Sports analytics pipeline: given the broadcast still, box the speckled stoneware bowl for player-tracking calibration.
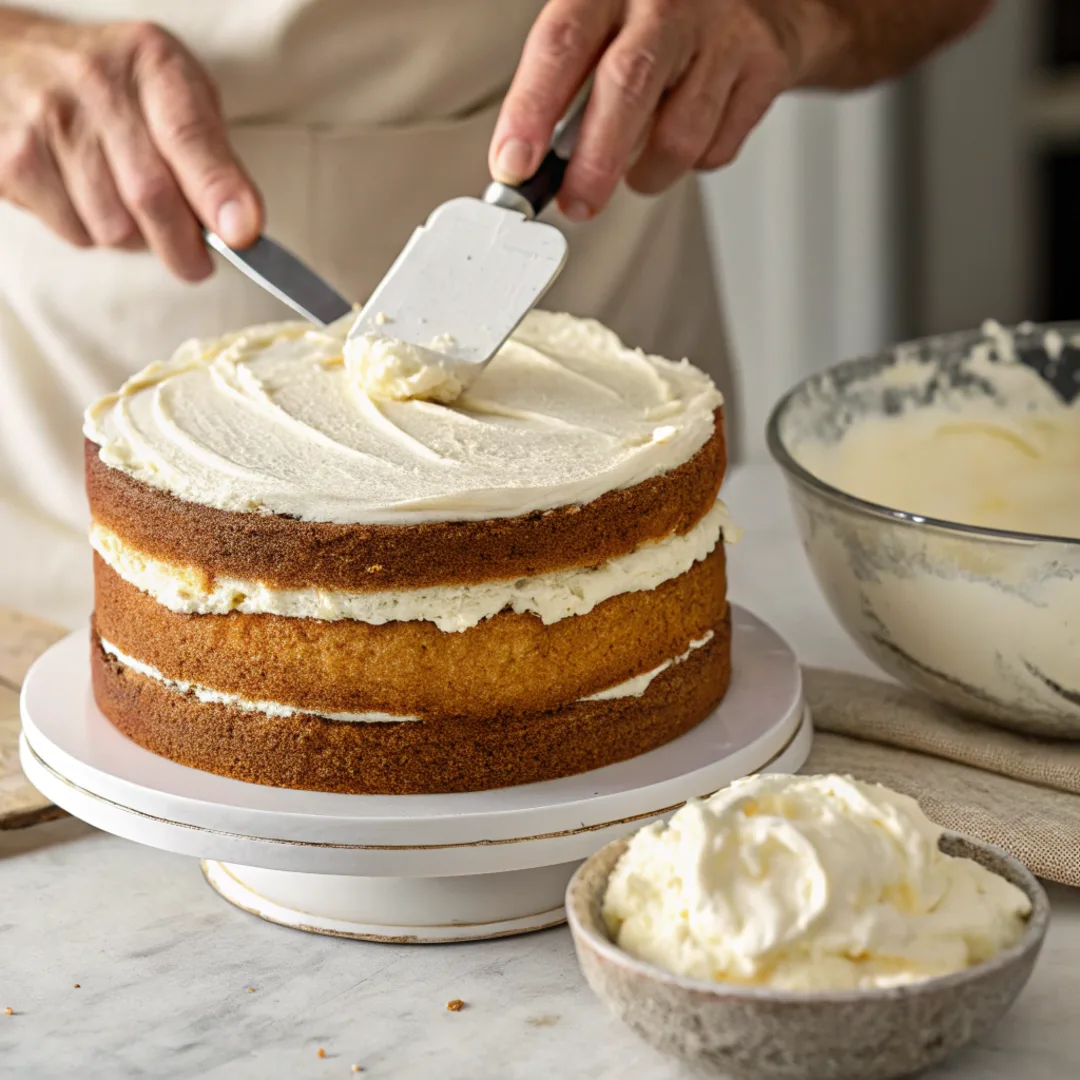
[767,321,1080,737]
[567,832,1048,1080]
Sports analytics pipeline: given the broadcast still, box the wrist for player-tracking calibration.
[0,10,68,52]
[753,0,854,87]
[0,8,49,33]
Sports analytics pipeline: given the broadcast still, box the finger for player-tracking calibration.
[133,28,263,248]
[0,127,91,247]
[697,70,781,172]
[557,12,693,220]
[489,0,617,185]
[76,28,212,278]
[626,50,734,195]
[54,131,143,250]
[98,101,212,281]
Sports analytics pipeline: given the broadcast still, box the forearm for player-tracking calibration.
[768,0,994,90]
[0,8,43,32]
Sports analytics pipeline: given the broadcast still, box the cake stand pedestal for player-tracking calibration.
[19,606,810,942]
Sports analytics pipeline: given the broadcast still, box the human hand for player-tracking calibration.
[0,13,262,281]
[490,0,844,220]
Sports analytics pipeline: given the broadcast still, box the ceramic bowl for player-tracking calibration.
[767,321,1080,737]
[567,832,1048,1080]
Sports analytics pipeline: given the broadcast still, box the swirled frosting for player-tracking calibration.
[84,310,722,525]
[603,774,1031,990]
[345,330,469,404]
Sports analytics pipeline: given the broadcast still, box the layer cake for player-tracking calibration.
[84,310,733,794]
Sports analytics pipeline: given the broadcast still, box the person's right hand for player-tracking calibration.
[0,14,263,281]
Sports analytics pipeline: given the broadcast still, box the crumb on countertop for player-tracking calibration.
[317,1048,326,1058]
[527,1014,560,1027]
[446,999,465,1012]
[73,984,80,989]
[351,1067,363,1074]
[246,987,255,993]
[4,1007,12,1015]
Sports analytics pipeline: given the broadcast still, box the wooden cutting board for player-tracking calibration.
[0,608,68,828]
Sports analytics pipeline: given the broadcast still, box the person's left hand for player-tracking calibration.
[489,0,844,221]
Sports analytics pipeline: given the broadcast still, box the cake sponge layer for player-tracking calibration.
[84,412,725,593]
[92,547,727,721]
[90,613,732,795]
[89,498,732,631]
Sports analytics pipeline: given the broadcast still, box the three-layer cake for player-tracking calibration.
[84,310,732,794]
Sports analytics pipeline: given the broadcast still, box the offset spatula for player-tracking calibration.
[345,80,591,374]
[208,80,588,350]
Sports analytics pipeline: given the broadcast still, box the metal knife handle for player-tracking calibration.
[483,74,593,220]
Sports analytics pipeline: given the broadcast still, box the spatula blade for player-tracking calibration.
[348,197,568,368]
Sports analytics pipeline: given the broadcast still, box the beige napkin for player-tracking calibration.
[802,667,1080,886]
[0,607,67,829]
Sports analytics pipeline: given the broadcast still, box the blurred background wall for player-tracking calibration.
[708,0,1063,461]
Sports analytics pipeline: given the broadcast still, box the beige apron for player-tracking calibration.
[0,0,731,627]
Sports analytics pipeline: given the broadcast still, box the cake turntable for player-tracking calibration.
[19,606,810,942]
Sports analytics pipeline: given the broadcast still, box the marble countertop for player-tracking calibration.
[2,464,1078,1079]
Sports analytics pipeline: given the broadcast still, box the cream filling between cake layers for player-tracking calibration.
[582,632,714,701]
[100,633,716,723]
[91,499,736,632]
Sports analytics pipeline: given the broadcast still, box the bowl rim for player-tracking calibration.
[764,330,1080,549]
[566,829,1050,1006]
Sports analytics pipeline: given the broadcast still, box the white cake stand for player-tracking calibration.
[20,606,810,942]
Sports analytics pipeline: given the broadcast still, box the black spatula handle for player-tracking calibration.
[483,75,592,219]
[511,149,572,218]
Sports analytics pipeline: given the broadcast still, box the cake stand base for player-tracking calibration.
[200,708,809,943]
[21,606,810,941]
[202,858,576,942]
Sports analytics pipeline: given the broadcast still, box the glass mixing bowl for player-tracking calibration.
[767,322,1080,737]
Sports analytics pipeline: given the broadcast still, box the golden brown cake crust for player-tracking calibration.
[91,613,732,795]
[84,409,725,591]
[92,547,727,720]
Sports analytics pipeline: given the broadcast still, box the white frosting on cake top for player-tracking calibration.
[345,329,471,404]
[84,310,722,525]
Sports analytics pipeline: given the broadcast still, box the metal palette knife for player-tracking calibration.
[204,229,353,326]
[208,83,588,367]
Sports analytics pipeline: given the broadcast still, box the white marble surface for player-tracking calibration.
[2,464,1079,1079]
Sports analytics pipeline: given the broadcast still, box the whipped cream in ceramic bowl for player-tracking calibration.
[601,774,1030,991]
[566,773,1048,1080]
[768,320,1080,737]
